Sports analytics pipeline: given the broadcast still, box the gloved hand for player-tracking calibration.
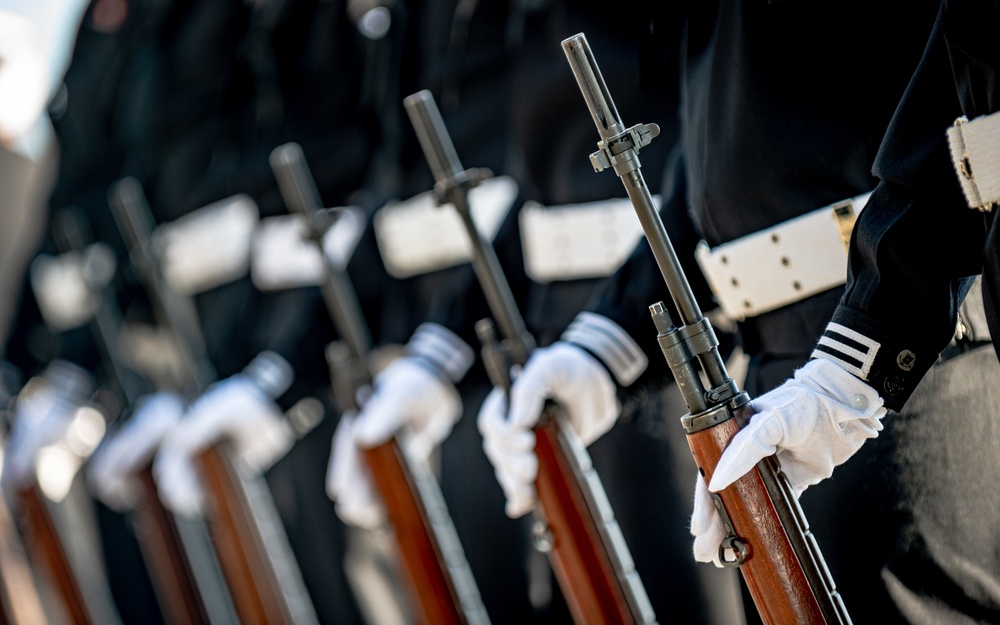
[87,391,185,512]
[477,341,620,518]
[324,355,461,527]
[353,355,463,459]
[325,322,473,528]
[153,353,294,517]
[3,360,92,493]
[325,412,385,529]
[691,357,887,565]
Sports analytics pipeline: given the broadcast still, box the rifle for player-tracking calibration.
[403,89,657,625]
[109,176,320,625]
[269,142,490,625]
[561,32,852,625]
[0,436,47,625]
[50,206,215,625]
[8,371,116,624]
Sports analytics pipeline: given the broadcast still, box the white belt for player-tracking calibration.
[153,194,259,296]
[695,192,871,321]
[520,196,659,283]
[948,113,1000,212]
[373,175,517,279]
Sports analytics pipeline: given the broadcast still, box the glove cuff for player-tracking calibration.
[243,351,294,399]
[406,323,475,383]
[42,360,93,402]
[561,312,647,387]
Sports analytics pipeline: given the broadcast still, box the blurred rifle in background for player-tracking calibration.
[404,89,657,625]
[110,177,320,625]
[270,142,489,625]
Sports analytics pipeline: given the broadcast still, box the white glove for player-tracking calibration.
[87,391,185,512]
[324,355,461,528]
[691,358,887,565]
[3,361,92,492]
[153,374,293,517]
[325,412,385,529]
[352,356,462,460]
[478,387,537,518]
[476,341,620,518]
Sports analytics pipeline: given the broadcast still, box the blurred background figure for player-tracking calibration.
[0,0,88,383]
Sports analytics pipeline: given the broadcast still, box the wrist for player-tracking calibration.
[560,312,647,387]
[405,323,475,383]
[242,351,294,400]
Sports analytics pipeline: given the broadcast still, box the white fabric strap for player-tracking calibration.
[811,322,880,381]
[561,312,648,387]
[695,192,871,321]
[407,323,475,383]
[947,113,1000,212]
[373,176,517,278]
[519,196,658,283]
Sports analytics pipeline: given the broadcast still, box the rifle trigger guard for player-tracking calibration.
[711,493,748,567]
[531,516,554,554]
[718,535,748,568]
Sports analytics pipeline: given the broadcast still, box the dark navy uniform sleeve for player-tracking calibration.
[815,0,998,411]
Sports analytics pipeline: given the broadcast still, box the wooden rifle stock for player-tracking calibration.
[563,32,852,625]
[269,144,488,625]
[198,445,297,625]
[109,177,319,625]
[406,90,656,625]
[532,407,642,625]
[17,485,91,625]
[363,440,467,625]
[0,477,46,625]
[132,465,212,624]
[51,207,213,625]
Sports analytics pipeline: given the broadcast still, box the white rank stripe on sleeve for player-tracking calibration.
[811,322,880,381]
[373,175,518,279]
[519,196,658,283]
[152,194,258,296]
[561,312,648,387]
[250,207,365,291]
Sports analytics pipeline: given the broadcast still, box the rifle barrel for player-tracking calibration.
[405,89,656,625]
[562,31,851,625]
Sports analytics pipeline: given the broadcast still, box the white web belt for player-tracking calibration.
[948,112,1000,212]
[695,192,871,321]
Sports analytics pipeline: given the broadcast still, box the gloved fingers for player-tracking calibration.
[327,413,360,500]
[479,406,535,455]
[483,437,538,485]
[152,445,204,518]
[238,419,294,471]
[708,410,785,492]
[496,470,536,519]
[691,475,727,566]
[567,399,618,447]
[507,370,552,431]
[352,391,405,449]
[326,415,387,529]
